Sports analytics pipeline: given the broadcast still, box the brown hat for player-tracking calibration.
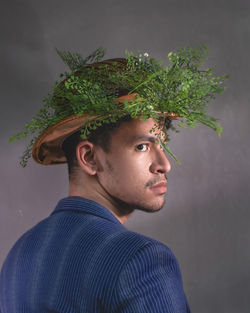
[31,91,179,165]
[32,57,129,165]
[15,45,225,168]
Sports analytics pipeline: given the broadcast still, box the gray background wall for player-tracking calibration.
[1,0,249,312]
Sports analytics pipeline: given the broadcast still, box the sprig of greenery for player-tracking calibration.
[10,44,229,167]
[55,46,106,71]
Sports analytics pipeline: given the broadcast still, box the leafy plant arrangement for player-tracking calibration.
[10,44,229,167]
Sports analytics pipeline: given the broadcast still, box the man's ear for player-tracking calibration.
[76,141,99,175]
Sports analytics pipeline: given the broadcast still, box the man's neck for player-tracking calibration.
[69,182,133,225]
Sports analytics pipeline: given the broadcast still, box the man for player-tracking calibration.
[0,46,227,312]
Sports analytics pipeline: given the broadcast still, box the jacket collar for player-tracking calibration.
[51,196,122,225]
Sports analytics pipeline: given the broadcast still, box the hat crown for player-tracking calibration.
[53,57,130,114]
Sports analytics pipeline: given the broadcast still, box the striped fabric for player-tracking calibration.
[0,196,191,312]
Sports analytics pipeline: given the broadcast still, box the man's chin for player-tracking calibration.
[135,203,164,213]
[133,198,166,213]
[111,194,165,215]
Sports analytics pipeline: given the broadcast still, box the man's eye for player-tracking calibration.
[136,144,149,152]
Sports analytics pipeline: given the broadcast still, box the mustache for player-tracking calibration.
[145,175,168,188]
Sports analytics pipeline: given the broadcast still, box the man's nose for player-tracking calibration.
[149,147,171,174]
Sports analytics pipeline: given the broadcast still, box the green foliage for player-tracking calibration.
[10,44,229,167]
[55,46,106,71]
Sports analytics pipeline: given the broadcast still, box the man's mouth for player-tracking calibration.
[149,181,167,194]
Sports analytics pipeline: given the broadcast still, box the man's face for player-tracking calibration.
[95,118,171,214]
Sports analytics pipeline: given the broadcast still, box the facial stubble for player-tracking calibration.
[104,159,166,217]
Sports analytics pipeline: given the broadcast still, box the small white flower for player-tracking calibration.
[144,52,149,57]
[138,58,142,62]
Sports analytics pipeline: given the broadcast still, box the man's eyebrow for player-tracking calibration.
[126,135,157,145]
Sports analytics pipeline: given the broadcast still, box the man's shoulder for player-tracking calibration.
[0,205,182,312]
[115,228,176,264]
[7,207,174,262]
[1,201,175,282]
[2,204,173,267]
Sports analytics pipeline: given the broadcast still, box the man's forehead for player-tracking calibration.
[113,118,166,144]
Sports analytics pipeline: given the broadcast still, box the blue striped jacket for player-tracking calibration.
[0,196,191,312]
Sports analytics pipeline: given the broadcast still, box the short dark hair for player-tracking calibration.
[62,115,172,180]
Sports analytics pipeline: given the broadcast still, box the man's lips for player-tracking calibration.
[149,181,167,193]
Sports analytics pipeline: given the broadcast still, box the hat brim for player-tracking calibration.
[32,93,179,165]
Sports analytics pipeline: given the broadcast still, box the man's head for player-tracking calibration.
[62,116,172,217]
